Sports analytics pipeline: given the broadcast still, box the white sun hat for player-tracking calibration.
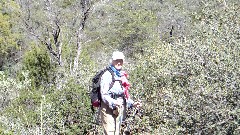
[112,51,125,61]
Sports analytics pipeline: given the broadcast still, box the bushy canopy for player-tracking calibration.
[0,0,239,134]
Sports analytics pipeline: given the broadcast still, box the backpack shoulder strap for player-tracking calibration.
[106,67,115,90]
[106,67,114,80]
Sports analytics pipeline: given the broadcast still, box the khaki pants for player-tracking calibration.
[100,99,125,135]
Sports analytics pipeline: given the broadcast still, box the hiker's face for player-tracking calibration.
[112,59,123,70]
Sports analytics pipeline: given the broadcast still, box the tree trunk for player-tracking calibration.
[72,2,91,73]
[73,30,82,73]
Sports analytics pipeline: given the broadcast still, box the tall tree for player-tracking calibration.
[16,0,92,73]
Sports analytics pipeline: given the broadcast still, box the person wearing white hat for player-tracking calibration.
[99,51,142,135]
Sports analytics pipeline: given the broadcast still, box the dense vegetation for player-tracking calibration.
[0,0,239,134]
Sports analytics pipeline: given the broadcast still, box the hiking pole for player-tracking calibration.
[113,106,120,135]
[119,105,123,134]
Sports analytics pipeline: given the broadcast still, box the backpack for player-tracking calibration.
[90,67,114,111]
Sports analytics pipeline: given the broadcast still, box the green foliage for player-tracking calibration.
[42,80,92,134]
[1,0,240,134]
[60,0,76,8]
[0,0,19,53]
[129,41,179,133]
[0,71,31,109]
[1,75,93,134]
[22,46,56,88]
[78,49,97,84]
[127,1,240,134]
[0,71,31,134]
[86,0,158,56]
[0,0,20,70]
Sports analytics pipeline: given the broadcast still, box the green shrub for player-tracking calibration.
[38,80,93,134]
[22,45,56,88]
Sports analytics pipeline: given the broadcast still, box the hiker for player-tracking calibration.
[100,51,142,135]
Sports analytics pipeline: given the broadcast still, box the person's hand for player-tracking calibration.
[113,106,119,116]
[113,100,122,116]
[133,101,142,108]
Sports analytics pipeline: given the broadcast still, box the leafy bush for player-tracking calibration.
[40,80,93,134]
[0,71,31,134]
[1,78,94,134]
[22,45,56,88]
[127,2,240,133]
[129,39,239,134]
